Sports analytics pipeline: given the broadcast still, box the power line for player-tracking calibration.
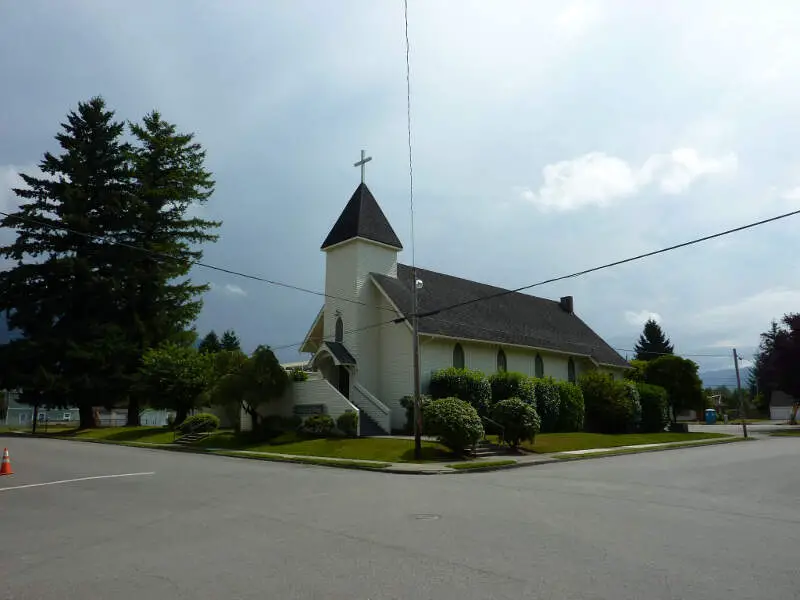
[271,315,406,351]
[613,348,732,358]
[0,209,398,314]
[415,207,800,319]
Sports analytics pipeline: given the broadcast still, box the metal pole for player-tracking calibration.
[733,348,748,439]
[412,271,422,460]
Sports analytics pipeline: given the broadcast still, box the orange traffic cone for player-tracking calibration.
[0,448,13,476]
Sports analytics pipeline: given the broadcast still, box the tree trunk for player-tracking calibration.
[79,405,96,429]
[126,397,141,427]
[175,406,188,427]
[31,404,39,434]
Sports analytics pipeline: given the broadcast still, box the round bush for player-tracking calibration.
[489,371,536,406]
[422,397,484,455]
[429,368,492,416]
[336,411,359,437]
[579,371,637,434]
[533,377,561,433]
[178,412,220,434]
[555,381,585,432]
[491,397,540,449]
[302,414,335,437]
[636,383,670,432]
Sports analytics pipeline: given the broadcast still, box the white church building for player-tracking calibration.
[256,180,630,436]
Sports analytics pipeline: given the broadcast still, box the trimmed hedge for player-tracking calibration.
[579,371,638,434]
[336,411,359,437]
[422,397,484,455]
[533,377,561,433]
[554,381,585,432]
[636,383,670,432]
[624,381,643,430]
[302,414,335,437]
[489,371,536,405]
[178,412,220,434]
[492,397,540,449]
[429,368,492,416]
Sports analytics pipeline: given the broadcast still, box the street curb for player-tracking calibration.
[0,431,750,474]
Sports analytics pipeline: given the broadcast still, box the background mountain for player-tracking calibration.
[699,367,752,389]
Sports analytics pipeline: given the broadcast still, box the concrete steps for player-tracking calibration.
[175,432,209,445]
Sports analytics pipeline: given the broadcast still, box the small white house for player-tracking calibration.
[244,180,628,436]
[769,391,798,421]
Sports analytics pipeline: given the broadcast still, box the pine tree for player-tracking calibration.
[633,319,675,361]
[198,331,222,354]
[122,111,220,424]
[0,97,136,427]
[220,329,241,352]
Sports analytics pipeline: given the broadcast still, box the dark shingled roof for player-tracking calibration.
[321,183,403,250]
[324,341,357,365]
[372,264,628,368]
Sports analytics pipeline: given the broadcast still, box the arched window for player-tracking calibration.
[535,354,544,378]
[335,317,344,343]
[497,348,507,372]
[567,358,576,383]
[453,343,465,369]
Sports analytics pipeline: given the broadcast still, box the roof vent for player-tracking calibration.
[560,296,574,314]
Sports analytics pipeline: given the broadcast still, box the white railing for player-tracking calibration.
[351,382,391,433]
[294,379,361,436]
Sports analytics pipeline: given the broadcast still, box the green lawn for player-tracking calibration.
[489,431,731,454]
[31,426,451,463]
[198,431,450,462]
[41,426,177,444]
[771,429,800,437]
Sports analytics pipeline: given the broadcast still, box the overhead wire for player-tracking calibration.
[0,209,398,314]
[414,208,800,319]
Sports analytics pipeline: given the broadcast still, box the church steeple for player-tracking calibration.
[321,183,403,251]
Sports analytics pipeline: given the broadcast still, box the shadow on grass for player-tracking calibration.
[398,446,454,462]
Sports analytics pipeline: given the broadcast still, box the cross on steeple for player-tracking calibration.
[354,149,372,184]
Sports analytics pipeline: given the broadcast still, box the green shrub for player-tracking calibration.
[336,411,359,437]
[533,377,561,433]
[491,397,540,448]
[554,381,585,432]
[624,381,643,430]
[579,371,637,434]
[489,371,536,405]
[289,368,309,382]
[637,383,670,432]
[400,395,431,434]
[429,368,492,416]
[178,412,220,433]
[302,414,335,437]
[422,397,484,455]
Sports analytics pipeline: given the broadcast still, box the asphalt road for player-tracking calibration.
[1,437,798,600]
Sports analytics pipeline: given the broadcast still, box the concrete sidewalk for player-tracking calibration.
[211,435,745,474]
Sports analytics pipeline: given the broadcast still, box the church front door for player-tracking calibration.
[337,366,350,399]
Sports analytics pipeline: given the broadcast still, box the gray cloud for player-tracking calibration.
[1,0,799,370]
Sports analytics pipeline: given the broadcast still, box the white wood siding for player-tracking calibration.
[377,293,413,429]
[416,336,619,386]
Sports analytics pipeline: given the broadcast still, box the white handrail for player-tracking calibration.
[353,383,390,415]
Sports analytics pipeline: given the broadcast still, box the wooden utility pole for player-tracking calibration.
[733,348,748,439]
[412,272,423,459]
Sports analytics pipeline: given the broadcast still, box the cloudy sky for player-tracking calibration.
[2,0,799,373]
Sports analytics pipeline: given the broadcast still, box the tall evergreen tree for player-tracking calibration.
[0,97,136,427]
[198,330,222,354]
[749,319,780,402]
[122,111,219,424]
[634,319,675,361]
[220,329,241,352]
